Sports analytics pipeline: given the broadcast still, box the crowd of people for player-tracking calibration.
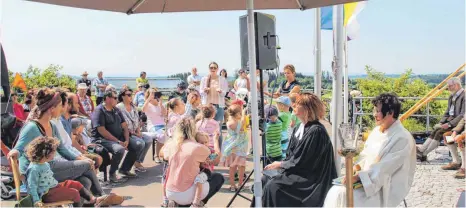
[4,61,464,207]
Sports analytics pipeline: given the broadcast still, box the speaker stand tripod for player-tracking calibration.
[226,69,273,207]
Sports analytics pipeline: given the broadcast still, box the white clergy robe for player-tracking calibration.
[324,120,416,207]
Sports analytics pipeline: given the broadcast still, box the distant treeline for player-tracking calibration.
[167,71,461,90]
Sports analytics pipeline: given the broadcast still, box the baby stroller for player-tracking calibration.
[1,141,16,200]
[1,140,28,200]
[1,156,14,200]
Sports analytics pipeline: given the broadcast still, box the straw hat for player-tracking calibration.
[77,83,88,90]
[82,71,89,76]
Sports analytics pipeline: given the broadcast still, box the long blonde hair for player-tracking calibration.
[165,117,197,157]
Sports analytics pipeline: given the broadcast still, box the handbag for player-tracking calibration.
[14,194,33,207]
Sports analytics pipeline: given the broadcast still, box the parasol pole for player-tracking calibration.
[246,0,262,206]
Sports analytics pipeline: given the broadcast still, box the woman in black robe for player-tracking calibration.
[252,92,337,207]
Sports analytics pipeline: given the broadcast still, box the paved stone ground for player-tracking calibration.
[2,138,464,207]
[402,146,465,208]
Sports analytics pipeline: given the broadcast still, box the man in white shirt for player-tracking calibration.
[187,67,201,92]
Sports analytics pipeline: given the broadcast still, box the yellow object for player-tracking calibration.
[400,63,466,121]
[12,73,27,92]
[362,131,370,142]
[243,115,250,131]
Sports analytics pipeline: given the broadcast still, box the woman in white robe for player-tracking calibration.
[324,93,417,207]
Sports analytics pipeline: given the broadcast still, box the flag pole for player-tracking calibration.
[331,4,344,177]
[314,8,322,99]
[343,31,349,124]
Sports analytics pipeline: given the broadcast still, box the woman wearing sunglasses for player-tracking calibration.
[200,62,229,148]
[116,89,151,172]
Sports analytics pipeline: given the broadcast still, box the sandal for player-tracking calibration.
[191,201,206,208]
[230,186,237,192]
[95,194,110,207]
[154,157,163,164]
[135,166,147,173]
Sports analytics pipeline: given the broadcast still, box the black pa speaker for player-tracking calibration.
[240,12,278,70]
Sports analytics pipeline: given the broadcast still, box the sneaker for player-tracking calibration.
[454,168,465,179]
[118,170,138,178]
[441,163,462,170]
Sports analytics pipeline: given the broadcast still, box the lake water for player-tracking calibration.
[100,77,181,90]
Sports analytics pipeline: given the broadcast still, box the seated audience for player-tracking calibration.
[70,118,103,173]
[23,92,35,119]
[25,136,110,207]
[91,89,144,182]
[418,77,464,161]
[324,93,416,207]
[77,83,94,118]
[12,93,26,122]
[116,88,151,172]
[442,118,465,179]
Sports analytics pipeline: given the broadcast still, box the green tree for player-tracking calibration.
[168,72,190,82]
[355,65,449,132]
[9,64,77,93]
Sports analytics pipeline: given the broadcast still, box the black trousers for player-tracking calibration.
[178,172,225,206]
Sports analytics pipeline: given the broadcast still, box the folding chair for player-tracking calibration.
[10,157,73,207]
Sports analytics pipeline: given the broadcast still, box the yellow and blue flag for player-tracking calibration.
[320,1,367,40]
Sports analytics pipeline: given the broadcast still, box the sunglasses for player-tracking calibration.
[125,93,132,96]
[209,67,218,70]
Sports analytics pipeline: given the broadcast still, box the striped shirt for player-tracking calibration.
[265,120,283,158]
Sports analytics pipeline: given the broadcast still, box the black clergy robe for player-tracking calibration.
[257,120,337,207]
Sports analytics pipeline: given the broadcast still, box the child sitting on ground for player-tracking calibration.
[70,118,103,174]
[264,104,284,163]
[25,136,108,207]
[274,96,292,158]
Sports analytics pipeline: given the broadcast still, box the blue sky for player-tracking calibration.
[1,0,464,77]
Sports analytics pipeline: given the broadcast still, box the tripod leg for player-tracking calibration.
[226,170,254,207]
